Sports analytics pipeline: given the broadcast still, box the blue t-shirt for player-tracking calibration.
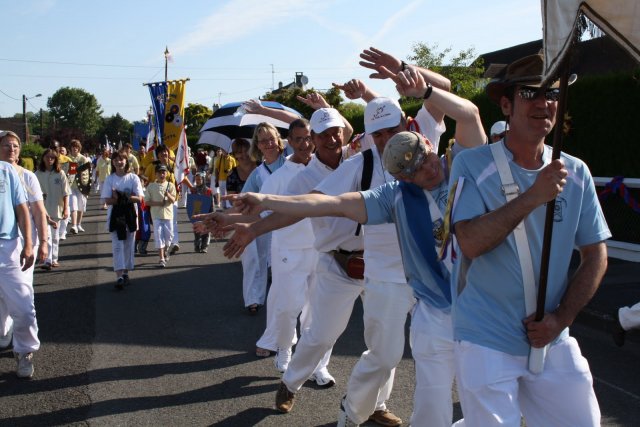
[0,161,28,240]
[448,143,611,356]
[242,154,286,193]
[362,178,452,311]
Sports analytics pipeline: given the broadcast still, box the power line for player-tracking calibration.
[0,89,21,101]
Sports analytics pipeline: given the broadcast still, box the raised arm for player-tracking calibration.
[242,98,301,124]
[380,66,485,147]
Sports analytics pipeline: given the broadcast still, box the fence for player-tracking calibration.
[594,177,640,262]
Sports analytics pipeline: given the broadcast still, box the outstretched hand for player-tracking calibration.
[296,92,331,110]
[332,79,367,100]
[192,212,231,237]
[222,193,267,215]
[359,47,403,79]
[222,223,255,258]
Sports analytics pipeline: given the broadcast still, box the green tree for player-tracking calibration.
[184,103,212,138]
[100,113,133,149]
[47,87,103,139]
[407,43,485,99]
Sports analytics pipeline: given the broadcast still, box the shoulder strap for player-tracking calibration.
[489,141,547,373]
[355,149,374,236]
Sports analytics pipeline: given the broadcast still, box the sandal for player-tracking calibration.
[255,347,271,358]
[247,304,260,315]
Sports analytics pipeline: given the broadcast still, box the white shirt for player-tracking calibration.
[288,155,363,253]
[260,159,314,250]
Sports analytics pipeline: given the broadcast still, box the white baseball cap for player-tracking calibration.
[309,108,344,134]
[490,120,508,136]
[364,97,403,134]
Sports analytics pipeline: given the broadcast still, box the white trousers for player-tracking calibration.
[256,247,317,352]
[0,238,40,354]
[455,338,600,427]
[241,233,271,307]
[111,231,136,272]
[153,219,174,250]
[409,301,456,427]
[344,279,415,424]
[619,302,640,330]
[69,188,87,213]
[46,220,61,264]
[283,252,364,393]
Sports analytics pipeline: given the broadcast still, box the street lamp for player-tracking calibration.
[23,93,42,143]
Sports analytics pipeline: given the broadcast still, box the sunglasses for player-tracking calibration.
[518,86,560,102]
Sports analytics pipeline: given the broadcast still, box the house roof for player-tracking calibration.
[479,36,638,78]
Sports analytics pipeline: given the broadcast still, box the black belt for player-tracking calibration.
[335,249,364,256]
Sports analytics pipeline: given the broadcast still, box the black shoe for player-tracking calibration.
[122,274,130,286]
[115,277,125,290]
[611,315,626,347]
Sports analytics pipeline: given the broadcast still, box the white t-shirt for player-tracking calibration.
[101,173,144,232]
[260,159,314,250]
[288,155,363,253]
[18,168,44,246]
[315,146,406,283]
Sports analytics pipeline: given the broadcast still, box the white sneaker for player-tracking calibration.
[15,352,34,379]
[70,225,78,234]
[337,396,360,427]
[77,224,85,232]
[274,347,292,373]
[0,324,13,349]
[309,367,336,387]
[159,259,166,268]
[60,233,67,240]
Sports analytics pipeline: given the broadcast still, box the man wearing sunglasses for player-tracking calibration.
[448,54,610,426]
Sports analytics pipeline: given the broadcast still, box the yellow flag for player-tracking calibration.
[163,79,187,152]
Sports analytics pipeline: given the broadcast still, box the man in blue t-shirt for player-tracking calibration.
[0,130,37,379]
[448,54,610,426]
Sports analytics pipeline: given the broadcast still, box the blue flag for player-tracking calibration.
[148,83,167,146]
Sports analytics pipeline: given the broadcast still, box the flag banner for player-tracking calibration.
[174,126,190,187]
[187,193,213,223]
[133,122,150,151]
[163,80,187,152]
[148,82,167,146]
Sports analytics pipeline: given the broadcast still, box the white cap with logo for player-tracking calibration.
[309,108,344,133]
[364,97,403,134]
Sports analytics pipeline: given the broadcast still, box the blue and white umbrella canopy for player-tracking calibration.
[197,101,302,152]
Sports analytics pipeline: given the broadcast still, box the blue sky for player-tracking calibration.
[1,0,543,123]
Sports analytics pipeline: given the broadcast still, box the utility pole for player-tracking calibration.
[23,95,27,143]
[164,46,170,82]
[40,108,44,139]
[270,64,275,91]
[22,93,41,143]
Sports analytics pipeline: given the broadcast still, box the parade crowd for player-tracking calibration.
[1,46,639,427]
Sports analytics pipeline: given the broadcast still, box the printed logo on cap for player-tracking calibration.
[371,105,392,121]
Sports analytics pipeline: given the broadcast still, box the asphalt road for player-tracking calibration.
[1,198,638,426]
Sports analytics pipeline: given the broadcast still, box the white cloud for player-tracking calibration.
[170,0,321,56]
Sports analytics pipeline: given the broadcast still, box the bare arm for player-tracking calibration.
[221,191,367,258]
[380,66,484,147]
[524,241,608,347]
[455,160,568,259]
[16,202,34,271]
[30,200,49,264]
[243,98,301,124]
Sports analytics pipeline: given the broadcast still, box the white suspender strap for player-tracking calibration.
[490,141,547,374]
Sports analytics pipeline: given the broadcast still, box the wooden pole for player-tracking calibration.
[535,62,571,321]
